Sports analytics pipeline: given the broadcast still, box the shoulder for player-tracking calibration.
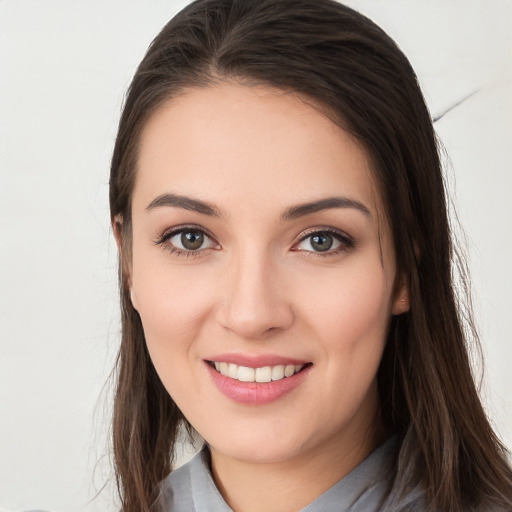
[159,448,231,512]
[382,485,509,512]
[159,453,197,511]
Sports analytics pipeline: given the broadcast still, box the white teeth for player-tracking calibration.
[255,366,272,383]
[238,366,255,382]
[219,362,229,376]
[212,361,306,382]
[228,363,238,379]
[271,365,285,381]
[284,364,295,377]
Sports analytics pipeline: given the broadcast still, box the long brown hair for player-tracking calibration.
[109,1,512,510]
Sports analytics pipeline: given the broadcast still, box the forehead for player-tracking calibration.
[133,83,383,217]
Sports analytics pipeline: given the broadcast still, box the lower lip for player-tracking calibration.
[206,362,311,405]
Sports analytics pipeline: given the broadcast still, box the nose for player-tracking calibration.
[216,249,294,340]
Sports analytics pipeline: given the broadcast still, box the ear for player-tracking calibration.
[112,215,124,252]
[112,215,139,311]
[392,277,410,315]
[130,288,140,311]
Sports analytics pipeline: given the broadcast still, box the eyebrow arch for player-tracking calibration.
[145,193,370,220]
[145,193,223,217]
[281,197,371,221]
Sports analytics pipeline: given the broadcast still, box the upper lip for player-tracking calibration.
[206,353,310,368]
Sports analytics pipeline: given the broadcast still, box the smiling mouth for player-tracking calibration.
[208,361,311,383]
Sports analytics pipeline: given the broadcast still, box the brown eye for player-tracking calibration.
[165,228,216,252]
[310,233,333,252]
[295,229,352,255]
[181,230,204,250]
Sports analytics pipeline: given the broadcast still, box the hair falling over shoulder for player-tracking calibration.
[108,1,512,510]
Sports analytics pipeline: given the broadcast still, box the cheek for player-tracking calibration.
[300,265,392,420]
[297,259,393,408]
[131,261,218,403]
[131,248,217,352]
[300,261,393,345]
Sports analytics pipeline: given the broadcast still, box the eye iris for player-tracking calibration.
[311,233,333,252]
[181,231,204,250]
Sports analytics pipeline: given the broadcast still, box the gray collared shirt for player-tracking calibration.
[160,438,425,511]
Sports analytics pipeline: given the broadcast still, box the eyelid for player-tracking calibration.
[154,224,220,253]
[154,224,352,257]
[291,226,354,254]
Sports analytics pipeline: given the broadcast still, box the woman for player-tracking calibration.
[109,0,512,510]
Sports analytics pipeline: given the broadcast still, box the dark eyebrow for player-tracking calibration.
[280,197,371,221]
[145,193,222,217]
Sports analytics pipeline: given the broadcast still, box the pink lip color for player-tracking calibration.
[205,361,312,405]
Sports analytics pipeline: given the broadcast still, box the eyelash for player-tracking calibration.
[154,225,354,258]
[292,227,354,258]
[154,224,219,258]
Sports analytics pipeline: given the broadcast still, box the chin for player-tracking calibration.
[203,423,317,465]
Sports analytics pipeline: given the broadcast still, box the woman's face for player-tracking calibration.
[128,83,407,465]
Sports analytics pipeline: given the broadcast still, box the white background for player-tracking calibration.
[0,1,510,510]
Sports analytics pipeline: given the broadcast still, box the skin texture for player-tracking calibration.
[125,83,409,512]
